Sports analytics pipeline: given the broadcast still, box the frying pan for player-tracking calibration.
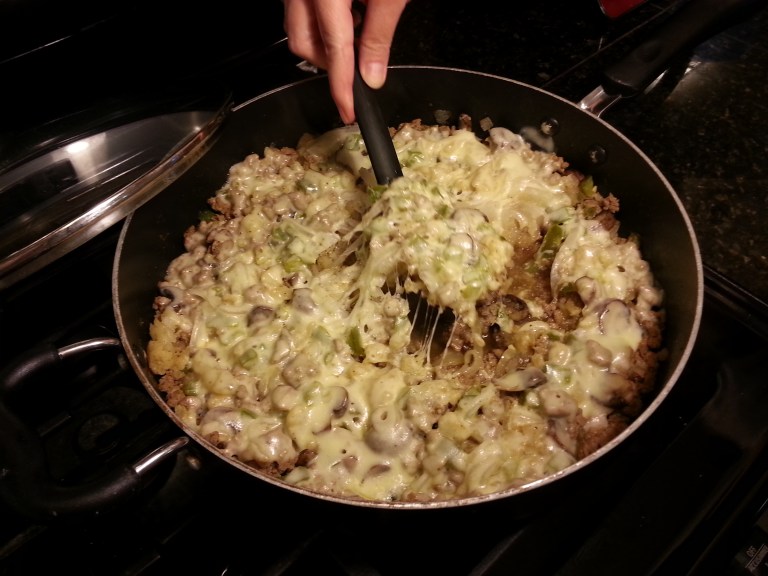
[110,68,702,512]
[2,0,764,518]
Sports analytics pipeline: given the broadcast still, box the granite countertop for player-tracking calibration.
[389,0,768,304]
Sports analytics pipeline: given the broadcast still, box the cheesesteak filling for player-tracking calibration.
[147,117,664,502]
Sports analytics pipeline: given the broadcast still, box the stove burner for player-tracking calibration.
[69,382,163,462]
[76,411,124,457]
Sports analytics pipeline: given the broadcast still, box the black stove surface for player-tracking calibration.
[0,224,767,576]
[2,0,768,574]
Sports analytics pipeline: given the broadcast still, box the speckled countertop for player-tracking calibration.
[388,0,768,303]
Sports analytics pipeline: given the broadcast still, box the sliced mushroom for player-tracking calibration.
[310,386,350,433]
[592,372,639,411]
[291,288,318,313]
[329,386,350,417]
[598,299,632,335]
[363,464,392,481]
[281,353,318,388]
[158,283,202,312]
[585,339,612,367]
[296,448,318,468]
[332,455,358,473]
[494,366,547,392]
[364,407,414,455]
[451,207,489,229]
[575,276,598,305]
[549,416,579,456]
[254,428,297,465]
[248,305,275,327]
[271,331,294,364]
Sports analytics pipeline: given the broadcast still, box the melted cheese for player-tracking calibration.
[148,121,664,502]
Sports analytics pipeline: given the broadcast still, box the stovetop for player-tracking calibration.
[2,1,768,575]
[0,223,766,576]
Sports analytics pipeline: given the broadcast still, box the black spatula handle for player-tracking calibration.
[353,67,403,185]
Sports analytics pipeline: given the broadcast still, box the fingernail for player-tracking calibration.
[362,62,387,89]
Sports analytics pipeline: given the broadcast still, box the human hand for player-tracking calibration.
[283,0,409,124]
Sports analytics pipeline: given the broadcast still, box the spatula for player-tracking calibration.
[352,67,403,186]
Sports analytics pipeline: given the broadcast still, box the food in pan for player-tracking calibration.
[147,115,664,502]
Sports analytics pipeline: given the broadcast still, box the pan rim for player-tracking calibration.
[114,66,704,510]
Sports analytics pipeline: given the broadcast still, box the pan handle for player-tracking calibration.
[601,0,768,97]
[0,338,188,522]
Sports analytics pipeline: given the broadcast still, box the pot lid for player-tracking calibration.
[0,92,232,290]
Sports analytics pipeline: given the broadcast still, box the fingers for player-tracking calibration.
[283,0,407,124]
[283,0,327,69]
[357,0,409,89]
[314,0,357,124]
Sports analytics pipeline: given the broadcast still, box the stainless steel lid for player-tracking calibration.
[0,93,231,289]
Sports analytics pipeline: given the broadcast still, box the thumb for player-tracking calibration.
[357,0,408,89]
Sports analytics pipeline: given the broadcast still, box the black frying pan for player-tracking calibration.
[111,63,703,510]
[113,0,768,511]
